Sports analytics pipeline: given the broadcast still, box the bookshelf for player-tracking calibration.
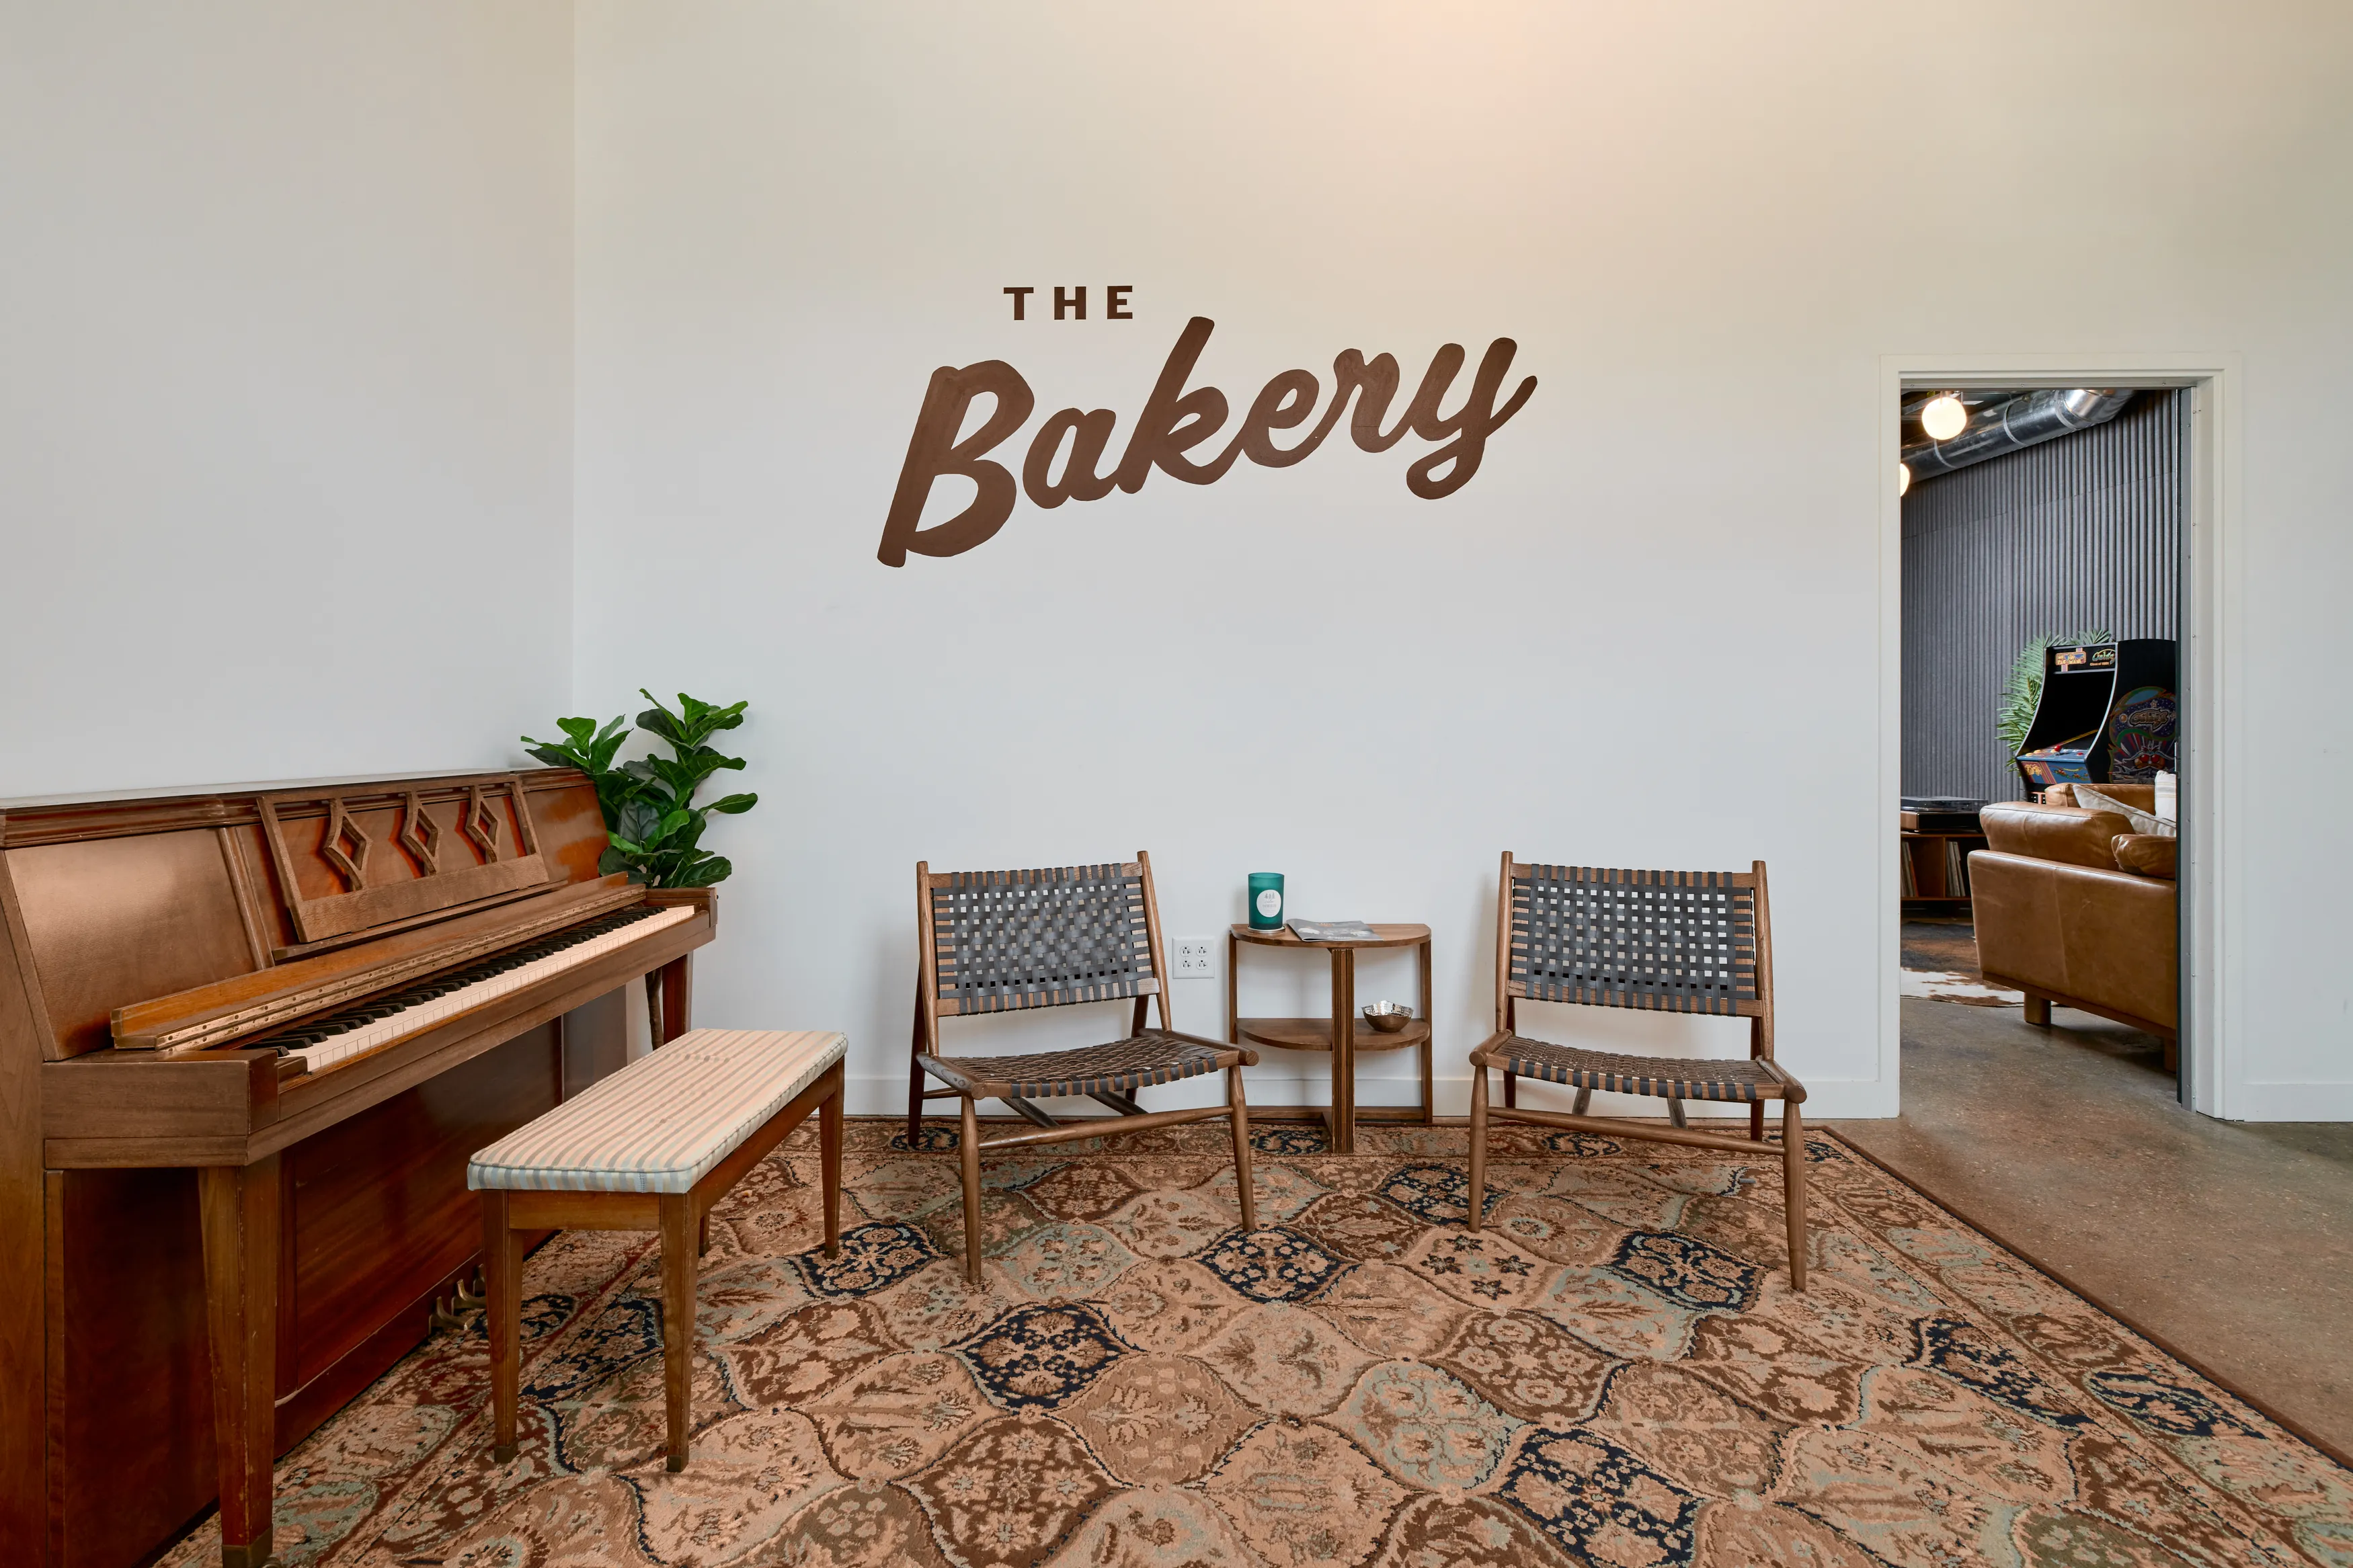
[1899,815,1988,910]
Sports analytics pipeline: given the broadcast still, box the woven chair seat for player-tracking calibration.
[918,1030,1252,1102]
[1470,1034,1792,1104]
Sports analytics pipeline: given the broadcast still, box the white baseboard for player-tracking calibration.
[2220,1081,2353,1122]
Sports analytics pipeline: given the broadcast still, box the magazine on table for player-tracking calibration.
[1287,919,1378,942]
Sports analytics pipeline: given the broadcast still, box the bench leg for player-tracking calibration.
[821,1079,843,1257]
[482,1190,520,1462]
[1226,1065,1256,1233]
[660,1194,698,1471]
[1783,1100,1809,1293]
[959,1096,984,1285]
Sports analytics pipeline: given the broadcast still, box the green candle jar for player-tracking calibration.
[1248,872,1285,930]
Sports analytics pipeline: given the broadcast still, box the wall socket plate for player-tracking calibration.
[1171,938,1218,978]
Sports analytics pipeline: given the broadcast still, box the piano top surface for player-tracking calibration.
[0,766,539,815]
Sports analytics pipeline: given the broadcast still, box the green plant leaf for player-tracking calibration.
[672,854,732,887]
[707,792,757,815]
[616,797,666,848]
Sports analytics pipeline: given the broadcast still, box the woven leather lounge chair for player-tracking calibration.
[908,854,1259,1282]
[1466,855,1812,1289]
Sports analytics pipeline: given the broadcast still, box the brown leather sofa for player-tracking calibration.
[1969,783,2178,1069]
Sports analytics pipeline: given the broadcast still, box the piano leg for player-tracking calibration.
[199,1156,281,1568]
[653,955,692,1046]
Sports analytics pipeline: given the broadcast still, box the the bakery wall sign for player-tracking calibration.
[877,290,1537,566]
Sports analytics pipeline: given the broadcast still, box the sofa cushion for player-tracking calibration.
[1980,802,2135,870]
[2112,834,2178,880]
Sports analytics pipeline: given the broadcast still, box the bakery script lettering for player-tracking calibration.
[877,315,1536,566]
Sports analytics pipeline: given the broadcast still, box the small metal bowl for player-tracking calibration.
[1361,1001,1414,1034]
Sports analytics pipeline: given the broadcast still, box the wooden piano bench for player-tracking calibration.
[467,1027,846,1471]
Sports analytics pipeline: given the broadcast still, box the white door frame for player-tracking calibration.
[1880,354,2241,1118]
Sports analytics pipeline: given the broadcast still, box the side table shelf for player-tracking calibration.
[1228,922,1432,1153]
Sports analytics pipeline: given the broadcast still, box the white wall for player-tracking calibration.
[0,5,576,799]
[575,1,2353,1120]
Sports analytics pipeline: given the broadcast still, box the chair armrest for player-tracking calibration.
[1467,1028,1515,1065]
[1751,1056,1806,1102]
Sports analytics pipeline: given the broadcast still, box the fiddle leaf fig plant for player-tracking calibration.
[522,690,758,888]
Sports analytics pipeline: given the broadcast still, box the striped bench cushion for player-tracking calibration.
[467,1028,845,1195]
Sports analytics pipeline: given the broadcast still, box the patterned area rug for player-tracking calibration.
[161,1121,2351,1567]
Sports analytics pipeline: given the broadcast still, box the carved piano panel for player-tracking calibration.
[257,776,551,950]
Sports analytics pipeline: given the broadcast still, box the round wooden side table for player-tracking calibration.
[1226,923,1432,1153]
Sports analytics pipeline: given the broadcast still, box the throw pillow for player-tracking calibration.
[2112,835,2178,880]
[2075,783,2176,838]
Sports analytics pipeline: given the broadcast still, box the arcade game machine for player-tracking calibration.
[2014,638,2178,794]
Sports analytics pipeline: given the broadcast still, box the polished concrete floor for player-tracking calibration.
[1835,995,2353,1460]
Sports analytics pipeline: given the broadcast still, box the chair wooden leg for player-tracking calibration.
[1572,1086,1590,1115]
[820,1081,844,1257]
[1666,1096,1687,1129]
[959,1096,984,1285]
[1749,1102,1765,1142]
[660,1194,698,1471]
[906,983,928,1146]
[483,1190,521,1462]
[1467,1065,1488,1234]
[1782,1100,1809,1292]
[696,1212,711,1257]
[1503,1071,1517,1110]
[1227,1065,1257,1233]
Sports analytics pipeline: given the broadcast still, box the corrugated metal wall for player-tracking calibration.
[1901,388,2186,804]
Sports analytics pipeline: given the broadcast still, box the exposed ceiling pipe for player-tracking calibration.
[1903,388,2135,482]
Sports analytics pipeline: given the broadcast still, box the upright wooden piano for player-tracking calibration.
[0,768,715,1568]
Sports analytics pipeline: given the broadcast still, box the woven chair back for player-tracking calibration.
[1504,862,1766,1019]
[924,862,1163,1017]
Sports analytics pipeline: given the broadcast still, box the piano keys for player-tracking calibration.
[0,768,716,1568]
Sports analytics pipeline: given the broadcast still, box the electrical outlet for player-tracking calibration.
[1171,938,1218,979]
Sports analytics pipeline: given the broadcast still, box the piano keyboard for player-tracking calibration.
[257,904,695,1075]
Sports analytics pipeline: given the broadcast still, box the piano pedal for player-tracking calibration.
[429,1270,488,1333]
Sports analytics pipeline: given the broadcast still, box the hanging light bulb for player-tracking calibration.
[1919,393,1968,442]
[1898,461,1911,497]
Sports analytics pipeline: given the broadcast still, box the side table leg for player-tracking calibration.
[1333,949,1357,1154]
[200,1157,281,1568]
[1417,938,1434,1125]
[1226,931,1239,1044]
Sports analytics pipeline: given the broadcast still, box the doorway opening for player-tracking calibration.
[1893,384,2188,1102]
